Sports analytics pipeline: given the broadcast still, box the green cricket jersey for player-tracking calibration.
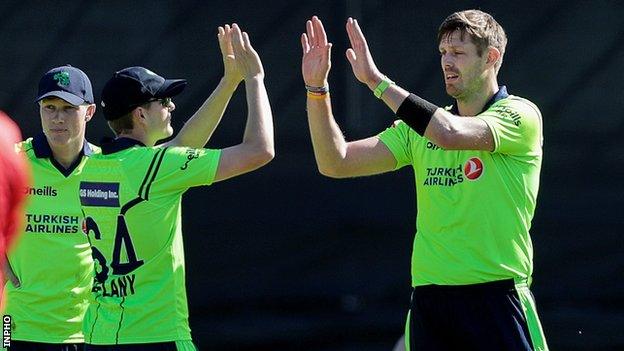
[378,87,543,286]
[78,138,221,344]
[5,134,99,343]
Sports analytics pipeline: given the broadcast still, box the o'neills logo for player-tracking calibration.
[464,157,484,180]
[25,186,57,197]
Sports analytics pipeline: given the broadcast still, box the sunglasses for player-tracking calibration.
[146,97,172,107]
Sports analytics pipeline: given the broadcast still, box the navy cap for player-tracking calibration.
[36,65,94,106]
[101,66,187,121]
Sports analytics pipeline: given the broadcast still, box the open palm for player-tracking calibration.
[301,16,332,87]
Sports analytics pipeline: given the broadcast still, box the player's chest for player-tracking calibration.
[412,142,491,190]
[24,163,85,236]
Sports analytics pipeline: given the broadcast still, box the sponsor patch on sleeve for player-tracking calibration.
[79,182,120,207]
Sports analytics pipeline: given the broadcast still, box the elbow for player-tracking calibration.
[262,146,275,164]
[317,163,348,179]
[254,145,275,168]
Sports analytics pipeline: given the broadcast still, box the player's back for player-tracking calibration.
[79,138,221,344]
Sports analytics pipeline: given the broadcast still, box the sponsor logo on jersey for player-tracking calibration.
[25,213,80,234]
[180,149,200,170]
[423,166,464,186]
[464,157,484,180]
[492,106,522,126]
[79,182,120,207]
[25,186,57,197]
[426,141,442,151]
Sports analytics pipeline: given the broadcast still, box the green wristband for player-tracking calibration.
[373,77,395,98]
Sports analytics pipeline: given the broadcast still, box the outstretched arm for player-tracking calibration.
[214,24,274,182]
[345,18,493,151]
[163,25,244,148]
[302,16,396,178]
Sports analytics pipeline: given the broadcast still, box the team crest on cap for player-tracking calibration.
[464,157,484,180]
[53,71,70,87]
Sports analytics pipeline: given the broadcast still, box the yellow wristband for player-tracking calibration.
[307,91,329,100]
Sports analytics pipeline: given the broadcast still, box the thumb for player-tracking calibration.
[346,48,357,65]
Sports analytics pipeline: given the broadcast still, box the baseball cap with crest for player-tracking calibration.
[35,65,94,106]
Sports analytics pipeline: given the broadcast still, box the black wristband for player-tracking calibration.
[396,94,438,136]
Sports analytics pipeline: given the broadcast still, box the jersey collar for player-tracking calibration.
[31,133,94,177]
[101,137,146,155]
[450,85,509,115]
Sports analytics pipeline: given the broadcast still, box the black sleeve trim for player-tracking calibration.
[395,94,438,136]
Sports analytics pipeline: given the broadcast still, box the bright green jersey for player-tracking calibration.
[78,138,221,344]
[4,134,99,343]
[378,88,543,286]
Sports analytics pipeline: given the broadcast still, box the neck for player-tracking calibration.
[50,139,83,169]
[117,129,156,147]
[456,78,499,116]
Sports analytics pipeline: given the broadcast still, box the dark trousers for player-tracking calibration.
[407,279,542,351]
[84,343,179,351]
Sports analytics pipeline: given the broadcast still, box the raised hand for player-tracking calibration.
[230,23,265,80]
[301,16,332,87]
[218,24,244,85]
[345,17,383,89]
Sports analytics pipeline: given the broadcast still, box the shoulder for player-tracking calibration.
[482,95,542,128]
[489,96,541,118]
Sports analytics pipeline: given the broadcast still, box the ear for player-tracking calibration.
[85,104,96,122]
[132,107,148,126]
[485,46,501,69]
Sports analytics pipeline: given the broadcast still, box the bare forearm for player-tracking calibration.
[242,77,274,155]
[306,95,349,174]
[171,78,239,148]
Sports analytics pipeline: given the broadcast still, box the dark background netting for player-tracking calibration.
[1,1,622,350]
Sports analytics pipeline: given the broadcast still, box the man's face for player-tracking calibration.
[141,98,175,141]
[439,30,488,100]
[39,97,93,148]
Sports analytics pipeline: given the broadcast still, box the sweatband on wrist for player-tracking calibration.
[395,94,439,136]
[307,91,329,100]
[373,77,394,98]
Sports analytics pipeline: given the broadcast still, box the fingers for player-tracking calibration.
[346,48,357,65]
[230,23,245,55]
[218,24,235,56]
[352,18,367,45]
[306,19,315,47]
[301,33,310,54]
[242,32,252,51]
[217,26,227,54]
[346,17,355,45]
[312,16,328,46]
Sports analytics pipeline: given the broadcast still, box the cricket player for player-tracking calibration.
[301,11,547,350]
[4,24,253,350]
[80,24,273,350]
